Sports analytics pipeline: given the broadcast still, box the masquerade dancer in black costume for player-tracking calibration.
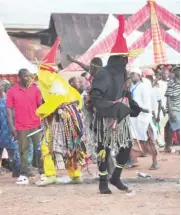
[90,15,147,194]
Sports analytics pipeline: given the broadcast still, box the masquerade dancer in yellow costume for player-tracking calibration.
[35,64,89,186]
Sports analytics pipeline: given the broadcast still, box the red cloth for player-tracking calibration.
[6,84,41,130]
[161,28,180,53]
[40,64,55,73]
[173,132,178,143]
[111,15,128,54]
[155,3,180,33]
[64,5,150,71]
[43,37,60,63]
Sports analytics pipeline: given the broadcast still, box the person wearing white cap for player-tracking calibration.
[129,67,159,170]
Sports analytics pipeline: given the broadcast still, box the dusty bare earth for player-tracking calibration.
[0,152,180,215]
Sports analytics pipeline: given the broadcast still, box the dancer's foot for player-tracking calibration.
[35,175,56,186]
[70,177,83,184]
[110,178,128,191]
[99,176,112,194]
[99,180,112,194]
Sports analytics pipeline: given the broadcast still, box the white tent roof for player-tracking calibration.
[0,0,179,29]
[130,29,180,66]
[0,22,37,75]
[132,42,180,66]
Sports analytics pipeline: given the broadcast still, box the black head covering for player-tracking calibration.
[102,55,128,101]
[107,55,128,81]
[107,55,128,66]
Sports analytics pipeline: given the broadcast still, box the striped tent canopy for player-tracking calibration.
[62,0,180,71]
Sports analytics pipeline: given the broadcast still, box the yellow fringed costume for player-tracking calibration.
[41,127,56,177]
[36,64,82,119]
[35,64,86,186]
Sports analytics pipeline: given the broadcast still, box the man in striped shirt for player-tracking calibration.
[165,66,180,152]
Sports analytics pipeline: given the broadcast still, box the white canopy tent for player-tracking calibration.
[0,22,37,75]
[132,28,180,66]
[132,42,180,66]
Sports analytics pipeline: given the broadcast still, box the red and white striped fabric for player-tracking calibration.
[161,28,180,53]
[64,5,150,71]
[125,4,150,36]
[155,2,180,33]
[129,29,152,50]
[129,28,152,64]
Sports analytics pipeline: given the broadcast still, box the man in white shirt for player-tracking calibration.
[129,67,159,170]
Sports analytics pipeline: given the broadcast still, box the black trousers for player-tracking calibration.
[97,142,131,175]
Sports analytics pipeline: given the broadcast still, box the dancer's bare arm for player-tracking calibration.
[67,55,90,72]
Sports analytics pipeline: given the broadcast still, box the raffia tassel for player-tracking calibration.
[129,49,144,58]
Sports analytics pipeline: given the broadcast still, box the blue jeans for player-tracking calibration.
[28,141,33,166]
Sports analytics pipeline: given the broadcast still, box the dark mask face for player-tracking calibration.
[120,56,128,67]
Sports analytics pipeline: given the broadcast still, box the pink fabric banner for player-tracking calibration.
[161,28,180,53]
[64,5,150,71]
[155,3,180,33]
[125,4,150,36]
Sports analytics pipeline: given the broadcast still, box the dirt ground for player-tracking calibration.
[0,152,180,215]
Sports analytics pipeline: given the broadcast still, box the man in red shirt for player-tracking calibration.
[6,69,42,185]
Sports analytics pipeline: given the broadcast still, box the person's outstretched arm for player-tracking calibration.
[67,55,90,72]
